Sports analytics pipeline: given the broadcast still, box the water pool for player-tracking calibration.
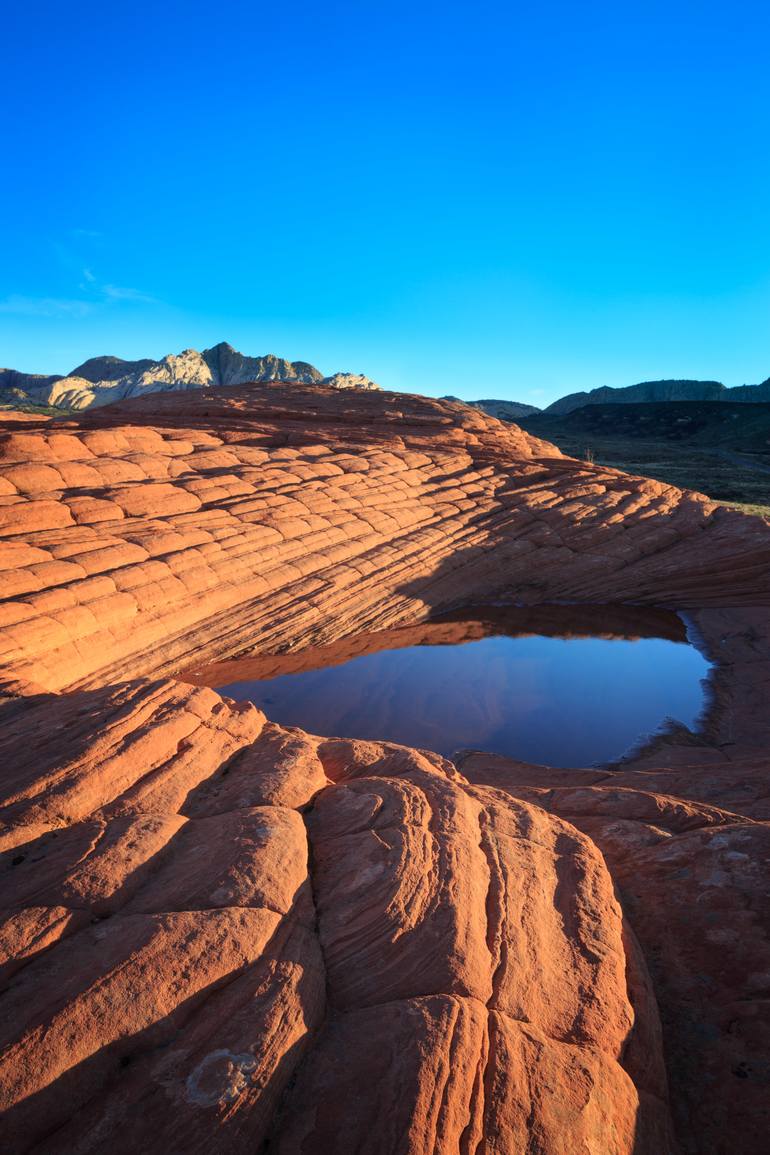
[187,606,710,767]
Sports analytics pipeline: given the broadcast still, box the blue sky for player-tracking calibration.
[3,0,769,404]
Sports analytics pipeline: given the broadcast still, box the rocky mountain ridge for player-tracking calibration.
[449,377,770,422]
[0,341,380,411]
[4,344,770,422]
[545,376,770,414]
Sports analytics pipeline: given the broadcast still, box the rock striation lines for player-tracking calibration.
[0,382,768,1153]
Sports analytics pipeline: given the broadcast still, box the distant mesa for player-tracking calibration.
[545,377,770,414]
[445,376,770,425]
[0,341,380,411]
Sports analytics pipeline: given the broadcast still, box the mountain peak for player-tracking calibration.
[1,342,381,411]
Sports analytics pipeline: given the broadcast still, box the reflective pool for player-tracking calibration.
[187,606,710,767]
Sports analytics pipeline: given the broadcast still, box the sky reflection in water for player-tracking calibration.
[219,632,709,767]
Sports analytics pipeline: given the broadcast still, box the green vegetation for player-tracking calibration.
[720,500,770,519]
[0,402,72,418]
[519,401,770,516]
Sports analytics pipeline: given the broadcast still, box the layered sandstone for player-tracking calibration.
[0,381,769,1153]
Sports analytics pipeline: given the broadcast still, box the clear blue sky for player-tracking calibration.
[3,0,769,404]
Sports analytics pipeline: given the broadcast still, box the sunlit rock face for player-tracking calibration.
[0,341,380,410]
[0,381,768,1153]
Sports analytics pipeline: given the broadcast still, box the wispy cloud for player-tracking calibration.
[0,295,93,318]
[102,283,159,304]
[2,232,161,318]
[14,230,163,315]
[0,281,159,317]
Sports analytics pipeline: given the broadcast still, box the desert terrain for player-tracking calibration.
[0,381,768,1153]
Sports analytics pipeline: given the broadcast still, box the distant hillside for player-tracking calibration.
[5,349,770,425]
[519,400,770,509]
[546,377,770,414]
[70,355,157,382]
[470,398,541,420]
[0,342,380,411]
[523,400,770,450]
[441,396,541,419]
[445,376,770,423]
[0,368,63,393]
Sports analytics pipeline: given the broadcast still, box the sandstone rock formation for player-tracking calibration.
[0,381,768,1152]
[1,342,380,411]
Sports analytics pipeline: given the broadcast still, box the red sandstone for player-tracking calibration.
[0,382,768,1153]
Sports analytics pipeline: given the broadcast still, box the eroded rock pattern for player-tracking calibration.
[0,688,672,1153]
[0,382,768,1153]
